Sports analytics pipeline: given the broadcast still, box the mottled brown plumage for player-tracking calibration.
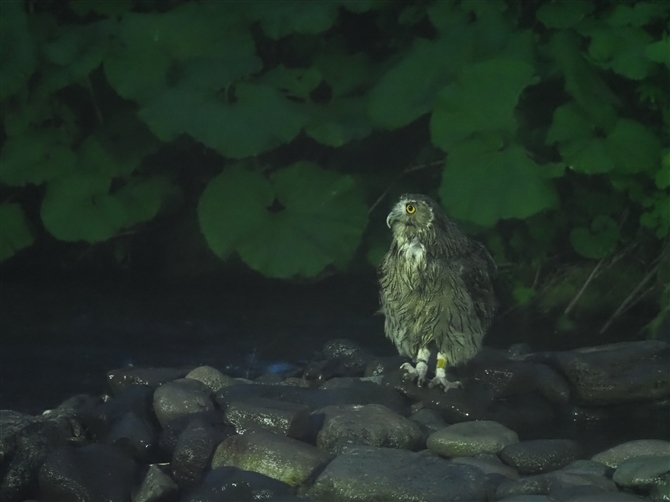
[379,194,496,390]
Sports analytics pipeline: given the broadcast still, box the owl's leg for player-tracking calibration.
[400,346,430,386]
[428,352,462,391]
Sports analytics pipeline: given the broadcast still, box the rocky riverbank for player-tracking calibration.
[1,339,669,501]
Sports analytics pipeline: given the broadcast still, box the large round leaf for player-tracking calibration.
[139,83,308,159]
[0,130,76,187]
[197,166,273,258]
[41,174,178,242]
[198,163,368,278]
[431,59,535,151]
[439,140,558,226]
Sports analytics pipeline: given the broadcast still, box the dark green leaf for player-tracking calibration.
[139,83,308,159]
[0,0,38,100]
[536,0,594,29]
[0,203,35,261]
[439,140,558,226]
[430,58,535,151]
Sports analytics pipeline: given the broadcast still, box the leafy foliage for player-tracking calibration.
[0,0,667,335]
[198,163,367,278]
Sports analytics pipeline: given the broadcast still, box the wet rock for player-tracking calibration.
[80,384,154,440]
[562,459,612,477]
[106,410,156,462]
[186,365,238,392]
[107,367,189,396]
[153,378,214,428]
[542,341,670,405]
[613,454,670,500]
[39,443,136,501]
[157,410,228,461]
[451,455,519,479]
[409,408,448,437]
[315,404,422,454]
[307,446,490,502]
[211,430,333,487]
[322,338,372,373]
[183,466,295,502]
[495,469,617,499]
[172,416,231,489]
[468,352,571,405]
[427,420,518,457]
[0,417,70,502]
[500,439,583,475]
[382,369,488,423]
[133,464,179,502]
[591,439,670,468]
[224,398,310,438]
[215,380,407,415]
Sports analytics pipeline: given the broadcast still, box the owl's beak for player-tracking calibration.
[386,208,401,228]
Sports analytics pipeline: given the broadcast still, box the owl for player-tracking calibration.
[379,194,496,391]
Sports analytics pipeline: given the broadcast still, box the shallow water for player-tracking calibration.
[0,277,387,414]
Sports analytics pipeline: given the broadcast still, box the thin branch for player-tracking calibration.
[600,244,670,334]
[564,259,603,316]
[86,76,104,127]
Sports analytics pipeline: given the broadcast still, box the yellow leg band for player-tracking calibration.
[436,356,446,369]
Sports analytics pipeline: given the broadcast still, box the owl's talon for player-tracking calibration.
[400,361,428,386]
[428,375,462,392]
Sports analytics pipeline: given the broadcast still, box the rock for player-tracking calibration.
[172,416,231,489]
[364,356,408,378]
[106,411,156,462]
[0,417,70,502]
[542,341,670,405]
[215,380,407,415]
[562,459,612,477]
[495,469,617,499]
[80,384,154,440]
[224,398,310,438]
[307,446,490,502]
[211,430,333,487]
[315,404,422,454]
[426,420,518,457]
[591,439,670,468]
[133,464,179,502]
[451,456,519,479]
[468,352,571,405]
[107,367,189,396]
[183,466,295,502]
[496,496,553,502]
[409,408,448,437]
[153,378,214,428]
[500,439,583,475]
[39,443,136,501]
[613,454,670,499]
[322,338,372,373]
[157,410,229,461]
[186,365,238,392]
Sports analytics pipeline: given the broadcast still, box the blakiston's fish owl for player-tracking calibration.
[379,194,497,391]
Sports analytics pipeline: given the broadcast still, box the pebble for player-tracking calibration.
[426,419,518,457]
[591,439,670,468]
[315,403,422,454]
[500,439,583,474]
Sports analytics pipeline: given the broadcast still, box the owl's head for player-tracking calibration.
[386,194,442,243]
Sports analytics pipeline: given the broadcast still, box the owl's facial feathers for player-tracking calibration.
[386,194,435,242]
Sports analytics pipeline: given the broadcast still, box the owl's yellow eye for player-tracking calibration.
[406,204,416,214]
